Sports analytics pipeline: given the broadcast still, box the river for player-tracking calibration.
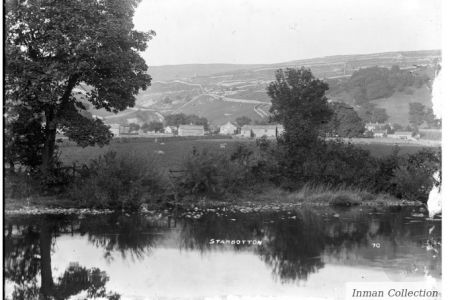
[4,206,441,299]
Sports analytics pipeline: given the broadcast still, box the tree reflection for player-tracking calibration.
[4,216,120,300]
[177,207,442,283]
[4,207,442,296]
[79,214,170,261]
[256,210,327,282]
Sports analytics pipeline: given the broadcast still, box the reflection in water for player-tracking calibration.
[4,207,441,299]
[4,216,121,300]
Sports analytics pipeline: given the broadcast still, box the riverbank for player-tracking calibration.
[5,186,424,216]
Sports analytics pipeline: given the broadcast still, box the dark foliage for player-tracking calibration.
[165,113,209,130]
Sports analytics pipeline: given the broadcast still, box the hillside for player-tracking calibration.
[91,50,440,127]
[173,95,268,126]
[371,86,432,125]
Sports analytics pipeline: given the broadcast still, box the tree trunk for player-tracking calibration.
[40,223,54,298]
[41,108,57,176]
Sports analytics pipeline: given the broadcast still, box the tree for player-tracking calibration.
[128,123,140,132]
[359,103,389,123]
[5,0,154,174]
[165,113,209,130]
[142,121,164,133]
[235,116,252,127]
[267,68,333,147]
[324,102,365,137]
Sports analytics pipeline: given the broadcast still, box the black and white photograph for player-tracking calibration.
[2,0,446,299]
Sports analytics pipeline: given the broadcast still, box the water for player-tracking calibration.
[4,206,441,300]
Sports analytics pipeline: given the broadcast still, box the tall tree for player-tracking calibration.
[359,103,389,123]
[5,0,154,174]
[267,68,333,147]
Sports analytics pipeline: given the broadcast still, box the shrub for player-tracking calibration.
[176,147,256,198]
[390,149,441,202]
[70,151,167,209]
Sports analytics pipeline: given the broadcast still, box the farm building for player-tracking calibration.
[109,123,121,137]
[372,130,387,138]
[387,131,415,140]
[178,125,205,136]
[119,125,130,135]
[164,126,175,135]
[219,122,238,135]
[365,123,387,132]
[241,124,284,139]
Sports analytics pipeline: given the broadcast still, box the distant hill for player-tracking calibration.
[89,49,440,127]
[149,63,266,81]
[149,50,441,81]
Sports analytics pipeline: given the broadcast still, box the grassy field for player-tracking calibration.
[177,95,264,125]
[371,86,432,126]
[59,138,255,170]
[58,137,436,169]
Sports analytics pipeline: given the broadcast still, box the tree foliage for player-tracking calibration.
[5,0,154,172]
[142,121,164,133]
[409,102,439,128]
[324,102,365,137]
[267,68,333,147]
[235,116,252,127]
[346,66,430,104]
[358,103,389,123]
[165,113,209,130]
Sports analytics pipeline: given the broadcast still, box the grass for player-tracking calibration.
[177,95,264,125]
[58,137,432,169]
[285,184,395,206]
[371,86,432,126]
[58,138,257,170]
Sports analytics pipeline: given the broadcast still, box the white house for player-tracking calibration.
[164,126,174,135]
[178,125,205,136]
[109,123,121,137]
[365,123,387,132]
[241,124,284,139]
[219,122,238,135]
[387,131,415,140]
[372,129,387,138]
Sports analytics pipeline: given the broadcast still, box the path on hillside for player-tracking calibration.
[254,103,270,118]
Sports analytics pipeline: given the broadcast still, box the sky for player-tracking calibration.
[133,0,442,66]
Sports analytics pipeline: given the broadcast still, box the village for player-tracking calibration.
[102,120,441,144]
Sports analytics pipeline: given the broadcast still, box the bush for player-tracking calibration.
[70,151,167,209]
[390,149,441,202]
[176,146,257,198]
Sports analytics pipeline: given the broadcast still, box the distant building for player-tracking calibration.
[178,125,205,136]
[365,123,387,132]
[119,125,130,135]
[241,124,284,139]
[219,121,238,135]
[373,129,387,138]
[164,126,174,135]
[387,131,414,140]
[109,123,121,137]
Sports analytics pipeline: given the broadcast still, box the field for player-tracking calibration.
[59,138,254,170]
[58,138,437,170]
[371,86,433,126]
[176,95,264,125]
